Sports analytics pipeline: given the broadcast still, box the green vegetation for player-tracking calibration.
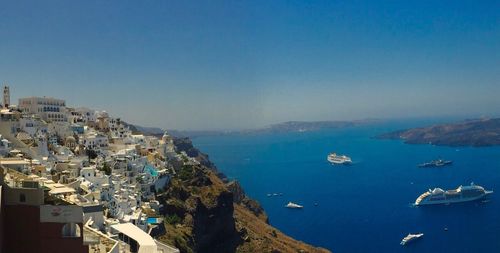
[178,165,194,181]
[86,149,98,161]
[165,214,182,225]
[173,235,193,253]
[167,198,186,210]
[98,163,112,175]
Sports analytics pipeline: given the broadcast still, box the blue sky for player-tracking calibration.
[1,0,499,130]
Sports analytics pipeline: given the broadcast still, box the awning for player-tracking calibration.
[111,223,156,253]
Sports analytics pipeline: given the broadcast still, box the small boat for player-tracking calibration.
[400,233,424,246]
[418,159,452,168]
[285,202,303,209]
[268,193,282,197]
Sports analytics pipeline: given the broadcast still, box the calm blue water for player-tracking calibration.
[192,120,500,253]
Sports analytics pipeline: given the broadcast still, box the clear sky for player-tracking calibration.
[1,1,499,130]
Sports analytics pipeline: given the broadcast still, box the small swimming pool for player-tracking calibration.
[147,217,159,224]
[145,164,158,177]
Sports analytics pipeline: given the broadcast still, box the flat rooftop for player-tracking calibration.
[111,223,156,251]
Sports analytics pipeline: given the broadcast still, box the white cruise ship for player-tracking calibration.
[415,183,493,206]
[327,153,352,165]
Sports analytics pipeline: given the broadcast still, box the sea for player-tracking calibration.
[191,119,500,253]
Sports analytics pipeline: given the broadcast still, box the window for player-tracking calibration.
[62,223,81,237]
[20,193,26,202]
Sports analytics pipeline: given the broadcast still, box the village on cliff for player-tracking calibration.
[0,85,193,253]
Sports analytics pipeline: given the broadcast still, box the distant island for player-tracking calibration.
[150,119,380,138]
[247,119,379,134]
[377,118,500,147]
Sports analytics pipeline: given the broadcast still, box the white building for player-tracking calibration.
[68,107,97,125]
[109,118,133,141]
[34,131,49,157]
[96,111,110,131]
[82,204,105,230]
[47,121,74,141]
[19,116,48,137]
[79,131,109,150]
[159,132,176,159]
[144,136,159,150]
[18,96,68,122]
[131,135,146,146]
[0,134,12,155]
[80,166,109,190]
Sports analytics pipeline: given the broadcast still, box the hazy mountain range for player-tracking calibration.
[131,119,381,138]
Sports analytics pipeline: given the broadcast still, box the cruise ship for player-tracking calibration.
[327,153,352,165]
[415,183,493,206]
[418,159,452,168]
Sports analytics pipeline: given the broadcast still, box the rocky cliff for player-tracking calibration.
[156,138,330,253]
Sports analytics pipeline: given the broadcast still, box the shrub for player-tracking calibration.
[178,165,194,181]
[99,163,112,175]
[165,214,182,225]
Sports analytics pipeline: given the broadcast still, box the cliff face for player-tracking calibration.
[227,181,267,223]
[156,166,240,253]
[377,118,500,147]
[191,191,240,252]
[173,137,222,177]
[156,138,330,253]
